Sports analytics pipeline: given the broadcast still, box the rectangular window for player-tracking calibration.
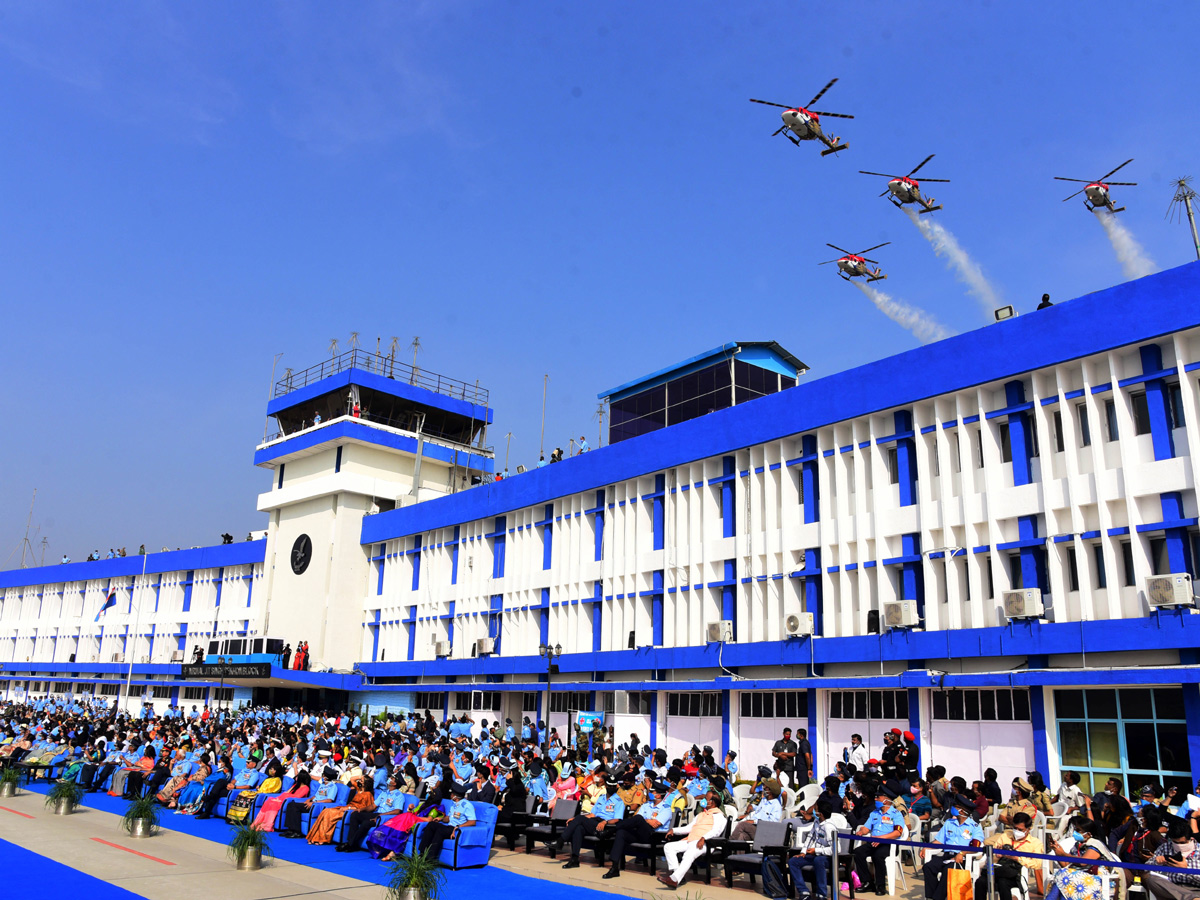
[953,433,962,473]
[987,556,995,599]
[151,686,171,699]
[1078,403,1092,447]
[522,691,539,712]
[618,691,654,715]
[1150,538,1168,575]
[975,429,984,469]
[1122,541,1136,587]
[999,423,1012,463]
[739,691,810,719]
[182,686,206,701]
[1054,411,1066,454]
[828,690,906,720]
[1094,544,1107,589]
[1068,547,1080,592]
[415,692,446,711]
[549,691,590,713]
[1131,392,1152,436]
[1105,399,1119,442]
[1169,383,1185,429]
[1008,552,1022,590]
[887,447,900,485]
[100,684,120,696]
[667,692,720,717]
[213,688,233,703]
[932,689,1030,721]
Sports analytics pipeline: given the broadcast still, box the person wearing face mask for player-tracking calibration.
[557,776,626,869]
[657,790,728,890]
[1047,816,1119,900]
[922,798,985,900]
[845,734,870,772]
[984,811,1045,894]
[730,778,783,841]
[603,781,674,880]
[999,777,1039,827]
[854,788,906,895]
[1146,821,1200,900]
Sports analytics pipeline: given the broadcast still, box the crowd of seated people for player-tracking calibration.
[1,697,1197,899]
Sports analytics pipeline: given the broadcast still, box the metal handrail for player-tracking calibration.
[261,414,493,455]
[274,349,488,406]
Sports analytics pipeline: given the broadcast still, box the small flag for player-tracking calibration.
[95,586,118,622]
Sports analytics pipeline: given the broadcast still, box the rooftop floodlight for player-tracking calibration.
[994,305,1017,322]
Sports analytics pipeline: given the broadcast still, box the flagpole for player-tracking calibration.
[121,552,150,718]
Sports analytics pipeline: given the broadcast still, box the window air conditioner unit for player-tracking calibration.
[111,653,124,663]
[1146,574,1194,609]
[170,651,183,662]
[706,620,733,642]
[475,637,495,656]
[1002,589,1044,620]
[784,612,815,637]
[434,640,451,658]
[883,600,920,629]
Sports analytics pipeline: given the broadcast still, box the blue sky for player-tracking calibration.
[2,1,1198,563]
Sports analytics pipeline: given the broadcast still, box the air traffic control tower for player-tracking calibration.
[253,350,494,671]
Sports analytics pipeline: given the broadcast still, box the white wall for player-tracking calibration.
[664,715,722,762]
[926,720,1034,791]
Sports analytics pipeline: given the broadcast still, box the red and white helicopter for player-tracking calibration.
[749,78,852,156]
[819,241,890,282]
[858,154,949,214]
[1054,159,1136,213]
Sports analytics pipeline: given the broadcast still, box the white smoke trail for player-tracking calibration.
[852,281,955,344]
[902,206,1001,319]
[1091,208,1157,280]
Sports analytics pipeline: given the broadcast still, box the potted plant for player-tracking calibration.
[228,820,271,870]
[0,767,20,798]
[122,793,160,838]
[386,851,447,900]
[45,778,84,815]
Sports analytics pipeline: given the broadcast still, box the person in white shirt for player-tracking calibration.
[1057,770,1085,811]
[658,790,728,890]
[847,734,869,772]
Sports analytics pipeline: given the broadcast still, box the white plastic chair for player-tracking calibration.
[732,783,752,815]
[798,783,822,811]
[901,814,922,872]
[885,824,909,893]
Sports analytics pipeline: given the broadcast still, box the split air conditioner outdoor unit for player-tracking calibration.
[1002,589,1044,620]
[706,620,733,643]
[476,637,495,656]
[883,600,920,629]
[1146,574,1194,609]
[434,640,451,658]
[784,612,815,637]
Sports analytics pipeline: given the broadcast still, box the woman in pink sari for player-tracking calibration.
[253,770,311,832]
[549,763,579,813]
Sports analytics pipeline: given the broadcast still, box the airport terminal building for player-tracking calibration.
[5,263,1200,796]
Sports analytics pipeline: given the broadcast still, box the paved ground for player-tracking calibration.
[0,785,933,900]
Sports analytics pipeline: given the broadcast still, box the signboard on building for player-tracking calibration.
[180,663,271,680]
[574,710,605,731]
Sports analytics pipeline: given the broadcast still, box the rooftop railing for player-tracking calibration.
[274,349,489,406]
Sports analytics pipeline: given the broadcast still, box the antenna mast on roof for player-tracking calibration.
[388,336,400,379]
[410,336,421,385]
[328,338,339,359]
[593,400,607,448]
[348,331,360,351]
[18,489,36,569]
[1167,177,1200,262]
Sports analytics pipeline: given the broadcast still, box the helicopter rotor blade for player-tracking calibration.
[861,258,881,265]
[907,154,935,177]
[1097,159,1134,182]
[917,178,951,183]
[807,77,838,108]
[749,98,795,110]
[818,259,840,266]
[859,170,898,179]
[1054,177,1092,183]
[825,243,855,256]
[810,110,854,119]
[1061,188,1088,202]
[857,242,891,255]
[879,189,892,198]
[1105,181,1137,186]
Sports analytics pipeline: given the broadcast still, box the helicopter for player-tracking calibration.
[1054,159,1136,214]
[819,242,891,282]
[749,78,852,156]
[858,155,949,214]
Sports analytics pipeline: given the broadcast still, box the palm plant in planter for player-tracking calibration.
[122,793,160,837]
[45,778,84,814]
[386,850,447,900]
[0,766,21,798]
[227,820,271,870]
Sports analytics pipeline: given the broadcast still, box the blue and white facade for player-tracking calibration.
[5,265,1200,798]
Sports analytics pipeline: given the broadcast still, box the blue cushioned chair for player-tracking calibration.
[409,801,499,870]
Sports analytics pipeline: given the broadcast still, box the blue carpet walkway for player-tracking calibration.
[20,782,616,900]
[0,836,151,899]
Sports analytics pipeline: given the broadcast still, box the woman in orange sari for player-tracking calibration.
[307,776,374,845]
[254,771,311,832]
